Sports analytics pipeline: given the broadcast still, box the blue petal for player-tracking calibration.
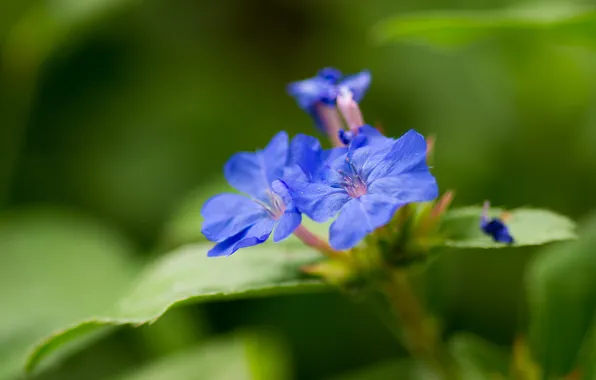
[287,76,336,132]
[317,67,342,83]
[367,172,438,203]
[287,77,335,108]
[288,135,346,180]
[271,179,293,207]
[335,127,398,182]
[329,194,401,250]
[207,219,275,257]
[289,134,324,179]
[287,77,326,108]
[339,70,371,102]
[201,193,267,242]
[208,230,249,257]
[263,131,290,183]
[330,140,393,185]
[320,146,348,168]
[224,132,289,199]
[282,165,350,222]
[273,211,302,242]
[368,129,428,181]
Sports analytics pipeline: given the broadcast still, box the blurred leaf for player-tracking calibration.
[439,206,576,248]
[27,243,326,373]
[526,214,596,377]
[329,358,439,380]
[4,0,137,67]
[578,322,596,380]
[109,331,290,380]
[373,3,596,49]
[0,206,138,380]
[449,333,510,379]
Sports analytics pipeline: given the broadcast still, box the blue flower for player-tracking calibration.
[201,132,302,257]
[287,67,371,132]
[481,202,514,244]
[284,128,439,250]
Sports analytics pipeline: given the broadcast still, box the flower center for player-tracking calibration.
[338,162,367,198]
[255,190,286,220]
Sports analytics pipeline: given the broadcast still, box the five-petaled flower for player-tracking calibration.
[201,132,302,256]
[480,201,514,244]
[284,126,439,250]
[287,67,371,133]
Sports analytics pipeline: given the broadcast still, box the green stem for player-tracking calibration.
[383,270,457,379]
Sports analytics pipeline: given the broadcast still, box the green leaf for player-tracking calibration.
[526,214,596,377]
[26,243,326,374]
[0,207,138,380]
[373,3,596,49]
[109,331,291,380]
[449,333,510,379]
[439,206,576,248]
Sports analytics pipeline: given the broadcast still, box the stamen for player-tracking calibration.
[338,164,367,198]
[254,190,287,220]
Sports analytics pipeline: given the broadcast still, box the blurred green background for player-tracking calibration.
[2,0,596,379]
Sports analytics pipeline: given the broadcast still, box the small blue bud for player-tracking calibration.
[480,201,515,244]
[338,130,353,145]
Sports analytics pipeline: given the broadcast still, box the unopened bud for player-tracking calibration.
[337,87,365,133]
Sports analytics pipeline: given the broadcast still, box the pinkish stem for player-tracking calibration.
[317,104,345,147]
[293,224,337,256]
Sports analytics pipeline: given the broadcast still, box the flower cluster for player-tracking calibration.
[201,67,513,257]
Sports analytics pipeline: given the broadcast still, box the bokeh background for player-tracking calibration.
[2,0,596,379]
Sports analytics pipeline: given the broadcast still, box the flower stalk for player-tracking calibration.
[383,270,457,379]
[292,224,338,257]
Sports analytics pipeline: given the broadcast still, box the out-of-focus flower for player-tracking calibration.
[287,68,371,134]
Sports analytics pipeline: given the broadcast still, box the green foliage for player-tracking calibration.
[2,0,596,378]
[439,206,576,248]
[526,214,596,377]
[330,359,438,380]
[448,334,510,379]
[109,332,290,380]
[373,3,596,49]
[26,243,325,374]
[0,207,138,379]
[331,334,511,380]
